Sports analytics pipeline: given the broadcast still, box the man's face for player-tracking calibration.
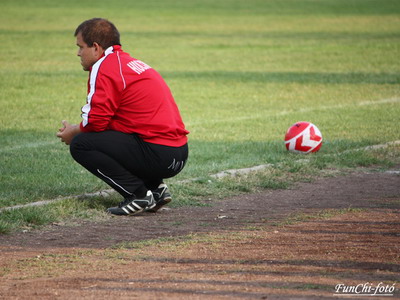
[76,32,99,71]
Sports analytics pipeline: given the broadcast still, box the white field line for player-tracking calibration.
[0,97,398,153]
[0,140,58,153]
[179,140,400,183]
[0,189,116,212]
[187,97,400,126]
[1,140,399,212]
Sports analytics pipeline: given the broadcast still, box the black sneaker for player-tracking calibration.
[107,191,155,216]
[146,183,172,213]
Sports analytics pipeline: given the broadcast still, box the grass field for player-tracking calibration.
[0,0,399,233]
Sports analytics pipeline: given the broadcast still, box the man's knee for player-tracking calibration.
[69,132,87,160]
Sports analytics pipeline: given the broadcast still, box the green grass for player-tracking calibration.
[0,0,399,232]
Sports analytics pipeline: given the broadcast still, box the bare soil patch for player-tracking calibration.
[0,167,399,299]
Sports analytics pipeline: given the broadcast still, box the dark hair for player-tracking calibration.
[74,18,120,49]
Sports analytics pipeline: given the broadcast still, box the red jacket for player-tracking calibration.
[80,45,189,147]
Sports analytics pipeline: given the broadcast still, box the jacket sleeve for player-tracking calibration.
[80,59,122,132]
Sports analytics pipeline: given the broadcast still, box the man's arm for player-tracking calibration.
[56,120,81,145]
[81,56,122,133]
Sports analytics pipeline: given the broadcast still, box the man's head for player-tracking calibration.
[74,18,120,71]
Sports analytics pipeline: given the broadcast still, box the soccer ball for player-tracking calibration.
[284,121,322,153]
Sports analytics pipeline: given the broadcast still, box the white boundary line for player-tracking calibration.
[1,140,399,212]
[0,141,58,153]
[187,97,400,126]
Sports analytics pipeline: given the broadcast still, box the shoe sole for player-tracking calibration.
[107,208,144,216]
[146,196,172,213]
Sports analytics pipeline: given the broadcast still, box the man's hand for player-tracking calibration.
[56,120,81,145]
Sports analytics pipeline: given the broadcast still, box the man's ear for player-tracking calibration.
[92,42,104,58]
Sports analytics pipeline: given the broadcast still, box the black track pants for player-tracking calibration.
[69,131,188,199]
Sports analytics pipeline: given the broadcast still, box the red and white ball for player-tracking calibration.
[284,121,322,153]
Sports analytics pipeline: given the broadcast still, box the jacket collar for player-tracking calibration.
[104,45,122,56]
